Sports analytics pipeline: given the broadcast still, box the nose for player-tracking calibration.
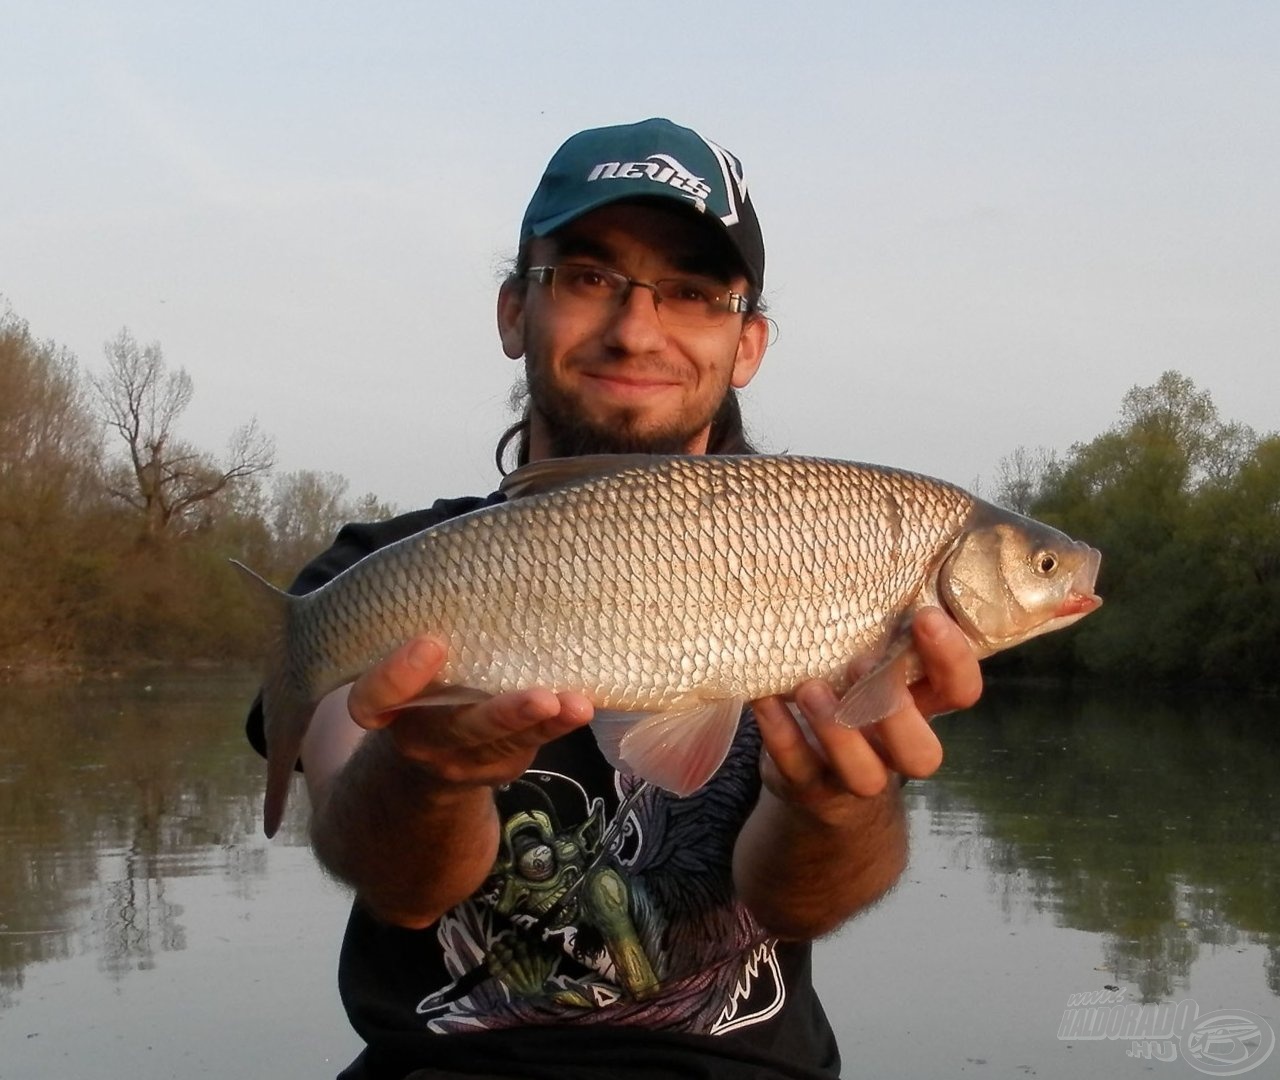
[601,281,668,353]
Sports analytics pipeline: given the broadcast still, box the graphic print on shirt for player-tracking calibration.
[413,724,787,1036]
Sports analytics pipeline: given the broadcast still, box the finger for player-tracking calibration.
[910,608,983,716]
[396,687,553,750]
[554,691,595,725]
[468,689,592,745]
[753,695,827,792]
[843,652,879,683]
[874,707,944,779]
[392,687,591,757]
[348,635,448,728]
[793,681,892,798]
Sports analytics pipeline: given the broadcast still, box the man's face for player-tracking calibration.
[498,202,768,459]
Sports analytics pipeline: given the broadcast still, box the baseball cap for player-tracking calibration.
[520,118,766,290]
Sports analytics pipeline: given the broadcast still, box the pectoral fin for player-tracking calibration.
[382,685,493,716]
[591,697,745,796]
[831,640,923,729]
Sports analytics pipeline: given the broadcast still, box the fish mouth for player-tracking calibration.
[1055,545,1103,618]
[1055,591,1102,618]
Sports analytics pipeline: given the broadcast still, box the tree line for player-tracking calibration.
[3,304,1276,688]
[1,305,393,670]
[986,370,1278,692]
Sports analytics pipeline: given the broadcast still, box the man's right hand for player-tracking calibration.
[343,634,594,788]
[301,634,593,928]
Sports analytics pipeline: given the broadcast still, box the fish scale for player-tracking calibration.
[236,453,1101,836]
[423,457,956,705]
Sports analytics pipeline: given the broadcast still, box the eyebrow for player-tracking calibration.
[549,233,616,264]
[549,231,734,283]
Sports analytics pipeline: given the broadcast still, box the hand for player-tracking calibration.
[345,634,594,789]
[751,608,982,809]
[303,636,594,927]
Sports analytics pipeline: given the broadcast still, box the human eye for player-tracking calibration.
[559,264,616,295]
[662,277,722,308]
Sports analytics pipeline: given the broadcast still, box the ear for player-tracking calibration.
[729,313,768,389]
[497,279,527,359]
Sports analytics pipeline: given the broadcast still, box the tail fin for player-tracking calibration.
[230,560,314,838]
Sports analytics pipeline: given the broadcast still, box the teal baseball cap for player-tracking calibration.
[520,118,766,289]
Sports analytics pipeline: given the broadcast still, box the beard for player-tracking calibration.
[521,357,724,458]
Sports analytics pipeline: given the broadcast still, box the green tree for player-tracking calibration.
[1193,435,1280,685]
[1008,370,1273,688]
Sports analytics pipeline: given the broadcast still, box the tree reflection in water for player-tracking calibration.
[1,674,1276,1017]
[924,684,1280,1001]
[0,672,293,1007]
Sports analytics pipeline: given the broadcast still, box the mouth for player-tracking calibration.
[583,370,679,387]
[580,370,682,402]
[1055,591,1103,618]
[1055,546,1103,618]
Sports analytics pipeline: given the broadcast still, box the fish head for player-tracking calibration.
[938,510,1102,654]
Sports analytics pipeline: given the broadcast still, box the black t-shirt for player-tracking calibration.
[246,495,841,1080]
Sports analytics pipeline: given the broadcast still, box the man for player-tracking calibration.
[247,118,981,1079]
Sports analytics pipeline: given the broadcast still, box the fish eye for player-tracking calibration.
[1033,551,1059,575]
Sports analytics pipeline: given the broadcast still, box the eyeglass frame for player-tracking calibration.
[524,263,754,326]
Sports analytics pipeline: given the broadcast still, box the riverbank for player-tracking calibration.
[0,655,260,685]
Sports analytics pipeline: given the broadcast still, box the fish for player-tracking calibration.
[235,454,1102,837]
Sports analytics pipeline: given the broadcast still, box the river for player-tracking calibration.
[1,674,1275,1078]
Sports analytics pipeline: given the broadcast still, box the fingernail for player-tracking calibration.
[915,609,946,643]
[565,697,594,722]
[521,699,550,721]
[406,638,441,671]
[796,681,833,715]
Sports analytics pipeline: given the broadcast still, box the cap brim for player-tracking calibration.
[525,190,758,287]
[526,186,710,238]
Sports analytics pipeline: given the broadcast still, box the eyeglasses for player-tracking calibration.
[525,264,751,328]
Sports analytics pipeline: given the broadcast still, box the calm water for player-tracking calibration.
[1,675,1276,1079]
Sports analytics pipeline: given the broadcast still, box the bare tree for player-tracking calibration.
[992,445,1057,515]
[269,469,396,573]
[270,469,350,569]
[92,329,274,541]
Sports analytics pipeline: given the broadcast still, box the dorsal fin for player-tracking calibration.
[499,454,671,500]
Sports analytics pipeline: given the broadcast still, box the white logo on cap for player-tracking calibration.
[586,155,713,209]
[699,137,748,228]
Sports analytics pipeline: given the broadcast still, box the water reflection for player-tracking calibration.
[925,684,1280,1001]
[0,672,299,1009]
[1,674,1276,1022]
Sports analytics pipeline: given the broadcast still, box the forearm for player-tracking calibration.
[733,780,909,940]
[736,610,979,940]
[298,640,594,929]
[310,729,499,929]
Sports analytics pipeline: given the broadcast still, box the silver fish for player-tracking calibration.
[236,454,1102,836]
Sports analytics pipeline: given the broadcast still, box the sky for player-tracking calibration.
[4,2,1277,511]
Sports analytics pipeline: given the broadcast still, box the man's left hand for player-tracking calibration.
[751,607,982,810]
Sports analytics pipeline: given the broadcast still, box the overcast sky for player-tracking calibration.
[4,2,1277,510]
